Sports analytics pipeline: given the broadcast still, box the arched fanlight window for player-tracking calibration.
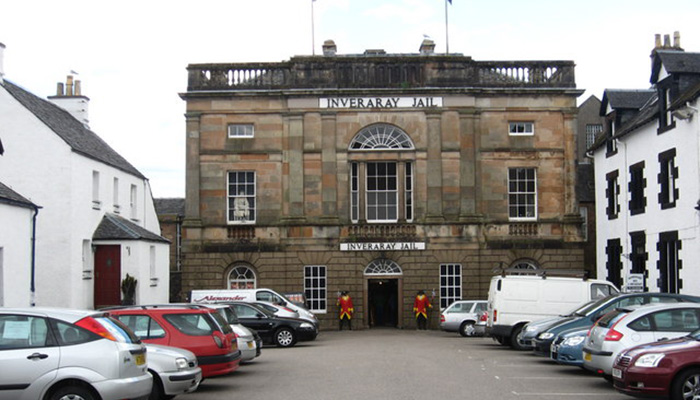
[227,265,257,289]
[510,259,539,274]
[364,259,403,275]
[349,124,414,150]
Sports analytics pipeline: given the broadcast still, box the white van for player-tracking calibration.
[486,271,618,350]
[191,288,319,327]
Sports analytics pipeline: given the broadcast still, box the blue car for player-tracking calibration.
[550,328,589,367]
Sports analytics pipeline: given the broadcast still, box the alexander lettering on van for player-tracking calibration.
[194,295,246,302]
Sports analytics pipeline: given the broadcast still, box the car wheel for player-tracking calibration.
[672,368,700,400]
[509,325,529,351]
[459,322,476,337]
[148,371,165,400]
[49,385,96,400]
[274,327,296,347]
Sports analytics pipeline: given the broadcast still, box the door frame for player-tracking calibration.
[364,275,403,328]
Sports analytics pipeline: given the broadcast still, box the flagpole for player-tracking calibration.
[311,0,316,55]
[445,0,449,54]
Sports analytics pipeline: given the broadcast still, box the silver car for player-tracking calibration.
[439,300,487,337]
[0,307,152,400]
[583,303,700,377]
[146,344,202,399]
[203,304,261,362]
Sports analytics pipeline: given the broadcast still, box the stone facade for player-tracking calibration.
[180,42,586,330]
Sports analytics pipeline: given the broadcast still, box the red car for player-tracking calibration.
[612,328,700,399]
[108,305,241,378]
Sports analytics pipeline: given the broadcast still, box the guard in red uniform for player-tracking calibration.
[337,291,354,330]
[413,290,432,330]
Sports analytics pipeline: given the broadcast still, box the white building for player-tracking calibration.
[591,33,700,294]
[0,43,169,308]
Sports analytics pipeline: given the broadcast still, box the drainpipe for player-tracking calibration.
[30,206,39,307]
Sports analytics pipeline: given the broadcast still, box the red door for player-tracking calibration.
[94,245,121,308]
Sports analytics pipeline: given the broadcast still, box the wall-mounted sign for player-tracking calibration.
[625,274,645,293]
[340,242,426,251]
[321,97,442,109]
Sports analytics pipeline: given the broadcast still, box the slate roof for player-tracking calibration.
[652,51,700,82]
[600,89,655,115]
[154,198,185,216]
[93,213,169,243]
[2,80,145,179]
[0,181,38,210]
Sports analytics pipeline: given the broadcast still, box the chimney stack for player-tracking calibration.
[673,31,682,49]
[419,38,435,55]
[48,74,90,127]
[322,40,337,56]
[0,42,5,84]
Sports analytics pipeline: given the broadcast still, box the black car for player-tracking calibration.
[532,292,700,357]
[227,302,318,348]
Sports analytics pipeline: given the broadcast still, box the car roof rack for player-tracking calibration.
[493,267,590,280]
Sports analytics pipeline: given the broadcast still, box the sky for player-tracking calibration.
[1,0,699,198]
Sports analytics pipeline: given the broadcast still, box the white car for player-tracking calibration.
[201,304,261,362]
[0,307,152,400]
[146,344,202,399]
[439,300,487,337]
[254,301,319,328]
[582,303,700,376]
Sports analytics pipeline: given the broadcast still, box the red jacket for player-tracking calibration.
[413,294,432,318]
[337,295,354,319]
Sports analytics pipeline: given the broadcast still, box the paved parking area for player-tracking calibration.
[187,329,629,400]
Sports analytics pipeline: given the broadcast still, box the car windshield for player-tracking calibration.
[689,329,700,340]
[566,299,597,317]
[577,294,619,317]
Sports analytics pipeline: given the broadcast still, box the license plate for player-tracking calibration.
[583,352,592,362]
[612,368,622,379]
[551,344,559,353]
[135,353,146,365]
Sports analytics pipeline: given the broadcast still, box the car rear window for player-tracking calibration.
[217,307,240,325]
[597,309,627,328]
[210,311,233,334]
[163,313,218,336]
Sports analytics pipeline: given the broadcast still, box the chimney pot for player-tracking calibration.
[322,40,337,56]
[56,82,64,96]
[674,31,681,49]
[420,38,436,55]
[664,34,671,48]
[655,34,662,49]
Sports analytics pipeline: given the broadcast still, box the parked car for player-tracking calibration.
[108,304,241,378]
[0,307,152,400]
[200,304,262,362]
[146,344,202,400]
[549,327,589,367]
[612,328,700,399]
[227,301,318,347]
[439,300,487,337]
[520,299,597,349]
[583,303,700,377]
[532,293,700,357]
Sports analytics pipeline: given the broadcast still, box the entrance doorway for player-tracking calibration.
[368,279,398,328]
[94,245,121,308]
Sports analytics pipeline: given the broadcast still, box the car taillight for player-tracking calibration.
[75,317,117,341]
[604,329,624,341]
[440,315,445,322]
[480,312,488,322]
[213,335,224,348]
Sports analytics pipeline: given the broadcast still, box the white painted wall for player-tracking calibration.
[0,203,34,307]
[0,83,169,308]
[594,97,700,294]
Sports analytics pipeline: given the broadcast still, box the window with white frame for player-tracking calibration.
[511,259,539,274]
[227,171,255,223]
[509,122,534,136]
[129,184,138,220]
[508,168,537,220]
[92,171,101,209]
[304,265,327,312]
[658,149,678,209]
[113,177,120,213]
[228,265,256,289]
[606,170,620,219]
[585,124,602,150]
[348,124,415,223]
[228,124,254,138]
[440,264,462,309]
[658,231,681,294]
[149,246,157,286]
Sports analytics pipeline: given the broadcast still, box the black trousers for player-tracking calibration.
[416,314,428,330]
[339,315,352,330]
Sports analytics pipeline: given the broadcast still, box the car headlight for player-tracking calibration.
[634,353,665,368]
[562,336,586,346]
[300,322,314,329]
[525,325,537,332]
[175,357,189,370]
[538,332,554,340]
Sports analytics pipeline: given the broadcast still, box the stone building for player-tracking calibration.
[180,40,586,330]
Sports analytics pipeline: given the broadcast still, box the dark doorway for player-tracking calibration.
[368,279,398,328]
[94,245,121,308]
